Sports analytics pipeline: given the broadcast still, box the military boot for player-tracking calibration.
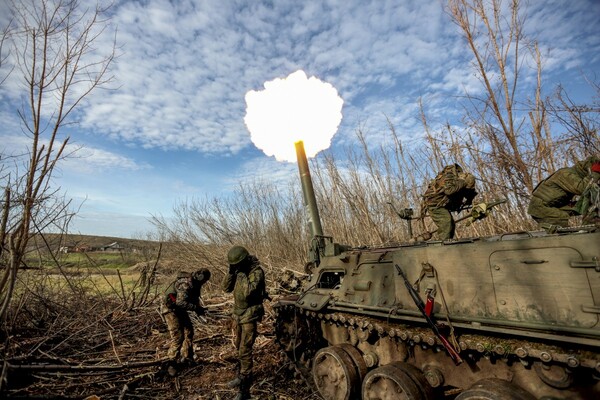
[226,375,242,389]
[233,374,251,400]
[227,363,242,388]
[540,222,559,234]
[166,360,178,377]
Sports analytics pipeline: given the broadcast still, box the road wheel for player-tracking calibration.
[362,362,427,400]
[312,345,360,400]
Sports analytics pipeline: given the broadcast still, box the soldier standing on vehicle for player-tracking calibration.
[222,245,267,400]
[421,163,478,240]
[528,156,600,228]
[162,268,211,365]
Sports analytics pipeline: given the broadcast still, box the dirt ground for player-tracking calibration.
[3,295,321,400]
[149,316,320,400]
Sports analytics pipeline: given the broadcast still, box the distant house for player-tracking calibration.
[74,245,91,253]
[59,246,73,254]
[100,242,126,252]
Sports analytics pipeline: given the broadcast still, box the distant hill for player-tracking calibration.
[27,233,160,252]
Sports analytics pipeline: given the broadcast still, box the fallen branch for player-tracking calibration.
[6,358,167,372]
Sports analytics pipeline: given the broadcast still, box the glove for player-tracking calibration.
[471,203,488,220]
[195,306,205,316]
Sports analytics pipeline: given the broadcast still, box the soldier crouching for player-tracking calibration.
[162,268,210,364]
[528,156,600,228]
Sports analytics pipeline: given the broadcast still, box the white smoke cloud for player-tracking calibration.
[244,70,343,162]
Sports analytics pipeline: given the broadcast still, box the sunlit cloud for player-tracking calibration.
[2,0,596,156]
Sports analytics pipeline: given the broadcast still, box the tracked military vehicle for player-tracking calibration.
[273,142,600,400]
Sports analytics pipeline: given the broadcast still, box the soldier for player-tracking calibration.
[162,268,211,365]
[421,163,477,240]
[528,156,600,228]
[223,246,267,400]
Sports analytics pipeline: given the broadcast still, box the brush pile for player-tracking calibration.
[1,293,318,400]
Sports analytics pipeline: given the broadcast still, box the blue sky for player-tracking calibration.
[1,0,599,238]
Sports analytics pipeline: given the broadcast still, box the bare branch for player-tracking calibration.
[0,0,116,325]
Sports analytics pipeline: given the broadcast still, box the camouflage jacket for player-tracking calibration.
[222,256,266,324]
[164,272,203,313]
[423,165,477,211]
[531,159,593,208]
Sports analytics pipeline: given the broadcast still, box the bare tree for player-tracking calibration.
[0,23,12,85]
[547,83,600,160]
[0,0,116,324]
[446,0,550,208]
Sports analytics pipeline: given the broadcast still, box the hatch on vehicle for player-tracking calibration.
[317,270,345,289]
[490,247,598,328]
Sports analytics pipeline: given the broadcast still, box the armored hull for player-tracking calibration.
[274,226,600,399]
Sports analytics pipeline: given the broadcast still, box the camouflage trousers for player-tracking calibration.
[527,196,574,227]
[163,308,194,361]
[427,206,455,240]
[234,320,258,376]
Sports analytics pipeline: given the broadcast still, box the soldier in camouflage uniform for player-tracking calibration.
[162,268,211,364]
[528,156,600,228]
[222,246,267,400]
[422,163,478,240]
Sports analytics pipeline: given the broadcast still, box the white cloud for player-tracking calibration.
[232,156,298,189]
[2,0,597,159]
[2,0,599,239]
[3,0,596,158]
[0,133,145,173]
[61,146,149,173]
[71,1,461,154]
[429,66,483,95]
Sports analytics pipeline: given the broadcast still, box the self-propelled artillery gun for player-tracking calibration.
[273,142,600,400]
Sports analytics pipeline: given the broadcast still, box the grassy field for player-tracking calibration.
[15,234,169,300]
[57,252,135,269]
[15,265,154,301]
[18,250,154,299]
[24,251,146,270]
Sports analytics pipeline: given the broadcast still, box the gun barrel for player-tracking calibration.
[295,140,324,239]
[488,198,507,207]
[455,198,507,223]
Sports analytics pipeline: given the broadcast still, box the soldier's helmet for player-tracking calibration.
[228,246,249,265]
[193,268,211,283]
